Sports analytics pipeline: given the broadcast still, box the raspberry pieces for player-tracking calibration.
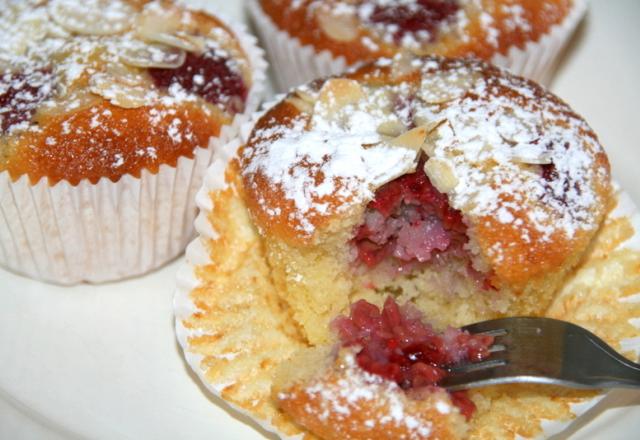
[149,49,247,113]
[333,297,493,418]
[0,69,53,133]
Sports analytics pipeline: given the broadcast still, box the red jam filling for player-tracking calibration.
[354,162,467,269]
[149,49,247,113]
[333,297,493,419]
[367,0,459,44]
[0,69,53,134]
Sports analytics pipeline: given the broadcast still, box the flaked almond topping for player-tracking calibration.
[376,120,405,137]
[316,78,365,114]
[287,96,314,114]
[104,64,148,87]
[510,148,553,165]
[287,88,318,113]
[389,125,430,151]
[391,52,419,79]
[120,43,186,69]
[142,32,206,53]
[89,73,154,109]
[18,14,47,44]
[136,5,206,53]
[49,0,134,36]
[420,70,477,104]
[421,119,451,156]
[295,88,318,106]
[424,157,458,193]
[316,8,359,42]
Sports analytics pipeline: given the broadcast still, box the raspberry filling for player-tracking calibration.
[366,0,459,44]
[149,49,247,113]
[0,69,53,133]
[333,297,493,419]
[354,162,467,269]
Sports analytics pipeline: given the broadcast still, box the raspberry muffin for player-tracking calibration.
[249,0,586,91]
[174,56,640,440]
[0,0,266,284]
[240,55,610,343]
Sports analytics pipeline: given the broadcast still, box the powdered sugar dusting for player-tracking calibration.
[280,349,434,438]
[243,81,419,235]
[242,56,607,248]
[292,0,545,53]
[0,0,248,136]
[412,58,607,243]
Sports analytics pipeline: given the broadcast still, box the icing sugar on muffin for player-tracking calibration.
[250,0,586,90]
[0,0,265,283]
[240,55,611,344]
[175,56,640,440]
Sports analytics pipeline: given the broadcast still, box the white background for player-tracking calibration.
[1,0,639,439]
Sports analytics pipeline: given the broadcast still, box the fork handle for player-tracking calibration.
[567,334,640,389]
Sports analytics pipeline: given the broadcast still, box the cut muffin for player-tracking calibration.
[174,56,639,436]
[0,0,266,283]
[239,55,611,345]
[250,0,586,90]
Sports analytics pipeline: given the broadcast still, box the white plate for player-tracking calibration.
[1,0,639,439]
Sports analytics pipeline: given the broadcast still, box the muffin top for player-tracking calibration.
[0,0,252,185]
[258,0,575,64]
[240,55,610,288]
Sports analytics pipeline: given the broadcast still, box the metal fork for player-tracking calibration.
[440,317,640,391]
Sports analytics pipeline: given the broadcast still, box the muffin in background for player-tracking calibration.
[0,0,266,284]
[249,0,586,91]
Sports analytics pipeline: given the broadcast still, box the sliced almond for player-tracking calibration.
[316,8,359,42]
[287,96,314,114]
[389,125,431,151]
[136,5,181,37]
[294,88,318,106]
[142,32,206,53]
[316,78,365,114]
[136,5,205,53]
[376,120,405,137]
[104,64,148,87]
[20,13,47,42]
[510,146,553,165]
[422,120,453,156]
[391,52,419,80]
[420,70,477,104]
[45,21,71,39]
[89,73,155,109]
[424,157,459,193]
[120,43,186,69]
[49,0,134,36]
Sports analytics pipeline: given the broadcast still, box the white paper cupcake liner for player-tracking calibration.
[248,0,586,92]
[0,10,267,285]
[174,105,640,440]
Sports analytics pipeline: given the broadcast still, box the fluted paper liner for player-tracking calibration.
[174,106,640,439]
[249,0,587,92]
[0,7,268,285]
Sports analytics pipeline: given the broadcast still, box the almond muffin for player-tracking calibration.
[250,0,586,90]
[0,0,266,283]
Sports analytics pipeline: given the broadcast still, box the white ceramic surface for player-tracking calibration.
[1,0,639,439]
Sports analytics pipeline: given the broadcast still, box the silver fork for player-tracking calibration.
[440,317,640,391]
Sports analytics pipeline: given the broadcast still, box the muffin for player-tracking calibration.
[175,56,640,439]
[249,0,587,91]
[239,55,610,344]
[0,0,266,284]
